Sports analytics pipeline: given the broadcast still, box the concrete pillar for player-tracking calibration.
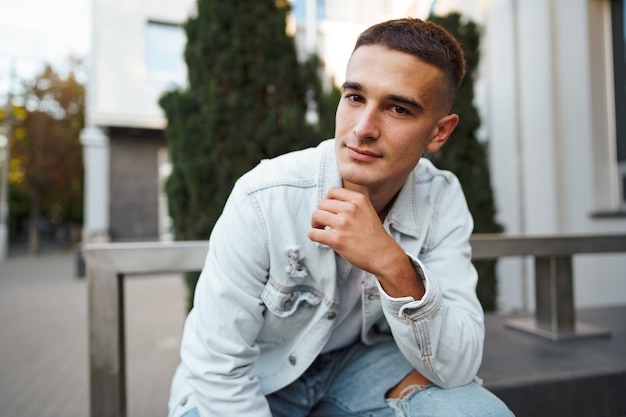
[81,125,110,244]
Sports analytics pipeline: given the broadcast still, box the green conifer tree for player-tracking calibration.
[302,55,341,140]
[427,13,504,311]
[160,0,335,307]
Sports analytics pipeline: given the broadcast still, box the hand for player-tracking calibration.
[308,187,393,272]
[308,188,424,298]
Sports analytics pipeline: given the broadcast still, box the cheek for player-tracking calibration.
[389,132,429,164]
[334,105,353,136]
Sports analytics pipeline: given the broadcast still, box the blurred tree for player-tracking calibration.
[426,13,503,311]
[302,54,341,140]
[160,0,338,308]
[1,103,28,246]
[7,63,85,254]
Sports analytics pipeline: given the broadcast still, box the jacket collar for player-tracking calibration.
[387,171,421,239]
[317,139,343,204]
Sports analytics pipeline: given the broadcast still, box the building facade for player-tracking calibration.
[81,0,195,244]
[82,0,626,311]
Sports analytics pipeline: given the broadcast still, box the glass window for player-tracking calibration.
[146,21,186,88]
[293,0,326,23]
[611,0,626,205]
[317,0,326,21]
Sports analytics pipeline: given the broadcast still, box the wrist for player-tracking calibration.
[375,249,425,299]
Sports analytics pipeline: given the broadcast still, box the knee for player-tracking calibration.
[386,370,432,399]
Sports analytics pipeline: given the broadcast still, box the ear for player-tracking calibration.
[425,114,459,153]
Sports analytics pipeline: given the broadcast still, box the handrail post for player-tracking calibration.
[535,255,575,333]
[87,256,127,417]
[506,254,610,341]
[85,240,210,417]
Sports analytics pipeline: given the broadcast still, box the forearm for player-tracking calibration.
[372,243,426,300]
[377,257,484,388]
[180,181,274,416]
[181,265,272,416]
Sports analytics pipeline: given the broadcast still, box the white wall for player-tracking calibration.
[80,126,110,243]
[480,0,626,311]
[88,0,196,129]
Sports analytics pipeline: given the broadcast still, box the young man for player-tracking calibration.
[168,18,514,417]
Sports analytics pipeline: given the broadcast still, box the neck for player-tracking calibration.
[342,181,402,221]
[376,194,397,221]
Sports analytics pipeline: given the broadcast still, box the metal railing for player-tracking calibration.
[86,241,208,417]
[470,234,625,341]
[85,234,626,417]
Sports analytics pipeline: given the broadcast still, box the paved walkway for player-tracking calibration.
[0,251,187,417]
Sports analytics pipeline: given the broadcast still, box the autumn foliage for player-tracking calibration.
[7,64,85,253]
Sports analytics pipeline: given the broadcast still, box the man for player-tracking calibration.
[168,18,514,417]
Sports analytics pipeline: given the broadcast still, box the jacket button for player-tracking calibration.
[180,397,187,406]
[289,355,297,365]
[326,311,337,320]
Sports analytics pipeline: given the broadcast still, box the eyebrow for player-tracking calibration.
[341,81,363,92]
[387,94,424,112]
[341,81,424,112]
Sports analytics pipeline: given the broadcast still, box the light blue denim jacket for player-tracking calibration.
[168,139,484,417]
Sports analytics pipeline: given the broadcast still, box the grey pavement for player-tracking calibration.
[0,250,187,417]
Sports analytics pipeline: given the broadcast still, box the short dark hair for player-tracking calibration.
[354,18,466,104]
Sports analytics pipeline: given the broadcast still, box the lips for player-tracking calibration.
[346,145,381,161]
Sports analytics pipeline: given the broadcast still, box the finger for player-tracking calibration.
[310,209,337,230]
[308,221,343,248]
[307,227,328,245]
[316,197,354,215]
[325,186,372,204]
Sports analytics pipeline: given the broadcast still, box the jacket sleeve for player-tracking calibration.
[178,179,273,416]
[378,174,484,388]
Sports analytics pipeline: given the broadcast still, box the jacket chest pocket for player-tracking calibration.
[258,280,323,344]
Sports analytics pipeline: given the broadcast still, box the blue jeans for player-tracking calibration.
[181,341,514,417]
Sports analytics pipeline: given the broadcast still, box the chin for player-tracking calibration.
[338,168,375,187]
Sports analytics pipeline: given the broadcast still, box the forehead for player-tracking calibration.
[345,45,444,108]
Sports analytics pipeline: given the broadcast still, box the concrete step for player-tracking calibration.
[480,306,626,417]
[490,371,626,417]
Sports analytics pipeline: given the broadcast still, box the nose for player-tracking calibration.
[353,107,380,141]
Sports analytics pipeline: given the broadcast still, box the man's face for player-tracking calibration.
[335,44,456,195]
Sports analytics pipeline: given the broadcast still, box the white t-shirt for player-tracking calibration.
[321,266,364,353]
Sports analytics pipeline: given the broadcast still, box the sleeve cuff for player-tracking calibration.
[376,254,442,319]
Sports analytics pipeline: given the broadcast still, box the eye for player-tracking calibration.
[346,94,364,103]
[391,105,410,115]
